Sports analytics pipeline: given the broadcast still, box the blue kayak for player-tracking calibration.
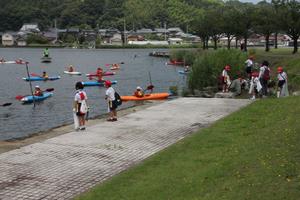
[82,80,117,87]
[21,92,53,103]
[23,76,61,81]
[178,70,190,75]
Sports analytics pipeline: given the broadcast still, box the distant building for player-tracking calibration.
[16,36,27,46]
[168,38,183,45]
[2,33,14,46]
[20,23,40,33]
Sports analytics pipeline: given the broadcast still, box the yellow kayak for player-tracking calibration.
[121,93,169,101]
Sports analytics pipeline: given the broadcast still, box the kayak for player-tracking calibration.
[110,67,120,70]
[85,71,115,76]
[121,93,169,101]
[20,92,53,103]
[23,76,61,81]
[0,61,18,64]
[82,80,117,87]
[178,70,190,74]
[41,57,52,63]
[166,61,184,66]
[64,71,82,75]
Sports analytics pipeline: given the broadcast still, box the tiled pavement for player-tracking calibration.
[0,98,250,200]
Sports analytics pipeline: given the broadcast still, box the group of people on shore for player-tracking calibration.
[73,80,119,131]
[221,55,289,99]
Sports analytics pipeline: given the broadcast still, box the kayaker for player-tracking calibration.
[184,65,190,72]
[0,58,5,62]
[74,82,88,131]
[112,64,120,69]
[134,86,144,97]
[34,86,43,96]
[96,67,103,82]
[105,80,117,121]
[42,71,49,79]
[68,65,74,72]
[43,48,49,57]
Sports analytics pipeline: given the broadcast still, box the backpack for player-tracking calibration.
[114,92,122,106]
[80,100,88,114]
[263,67,270,80]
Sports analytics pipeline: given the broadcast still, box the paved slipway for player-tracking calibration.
[0,98,250,200]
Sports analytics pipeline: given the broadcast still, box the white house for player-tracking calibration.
[168,38,183,45]
[2,33,14,46]
[110,33,122,45]
[20,23,40,33]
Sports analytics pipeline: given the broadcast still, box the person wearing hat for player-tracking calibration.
[105,80,117,121]
[34,85,43,96]
[221,65,231,93]
[134,86,144,97]
[258,60,270,97]
[73,81,88,130]
[277,66,289,97]
[248,71,262,100]
[42,71,49,79]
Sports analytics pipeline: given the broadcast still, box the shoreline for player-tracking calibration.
[0,101,160,154]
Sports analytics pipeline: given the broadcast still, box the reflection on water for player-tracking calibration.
[0,48,186,140]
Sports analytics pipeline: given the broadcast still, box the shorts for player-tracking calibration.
[108,100,118,111]
[246,67,252,74]
[76,103,85,116]
[278,80,285,88]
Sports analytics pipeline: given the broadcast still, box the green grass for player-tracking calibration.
[76,96,300,200]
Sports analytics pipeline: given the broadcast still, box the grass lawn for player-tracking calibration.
[76,96,300,200]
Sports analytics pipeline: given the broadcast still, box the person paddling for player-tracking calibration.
[34,86,43,96]
[96,67,103,82]
[68,65,74,72]
[43,48,49,57]
[42,71,49,79]
[134,86,144,97]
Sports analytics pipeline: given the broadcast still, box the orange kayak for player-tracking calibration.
[121,93,169,101]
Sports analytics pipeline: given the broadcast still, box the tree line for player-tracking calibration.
[1,0,300,53]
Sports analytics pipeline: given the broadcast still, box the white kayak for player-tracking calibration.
[0,61,17,64]
[64,71,82,75]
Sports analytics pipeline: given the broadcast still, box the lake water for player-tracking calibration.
[0,48,187,140]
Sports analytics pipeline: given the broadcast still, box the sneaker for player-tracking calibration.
[113,118,117,121]
[107,118,114,122]
[80,127,86,131]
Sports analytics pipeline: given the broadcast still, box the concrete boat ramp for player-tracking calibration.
[0,98,250,200]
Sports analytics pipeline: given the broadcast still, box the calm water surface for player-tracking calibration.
[0,48,186,140]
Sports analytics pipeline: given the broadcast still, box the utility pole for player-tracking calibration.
[164,22,167,41]
[123,19,127,45]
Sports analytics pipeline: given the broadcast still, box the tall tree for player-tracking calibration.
[254,1,276,52]
[278,0,300,53]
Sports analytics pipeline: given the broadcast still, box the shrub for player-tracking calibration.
[188,49,247,91]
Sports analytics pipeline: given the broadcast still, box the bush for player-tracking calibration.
[188,49,247,90]
[169,49,199,65]
[26,34,49,44]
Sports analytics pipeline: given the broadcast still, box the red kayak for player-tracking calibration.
[166,60,184,66]
[85,71,115,77]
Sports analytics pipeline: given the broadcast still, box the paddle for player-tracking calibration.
[105,62,124,66]
[15,88,54,100]
[30,73,42,77]
[1,103,12,107]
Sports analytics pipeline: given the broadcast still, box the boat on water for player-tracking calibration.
[82,80,117,87]
[166,60,185,66]
[178,70,190,75]
[23,76,61,81]
[64,71,82,75]
[121,93,169,101]
[41,56,52,63]
[86,71,115,76]
[20,92,53,103]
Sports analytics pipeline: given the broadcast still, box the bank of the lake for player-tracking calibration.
[76,96,300,200]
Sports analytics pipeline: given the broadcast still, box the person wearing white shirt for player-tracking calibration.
[277,66,289,97]
[73,82,88,130]
[258,60,270,97]
[105,80,117,121]
[222,65,231,93]
[245,56,254,79]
